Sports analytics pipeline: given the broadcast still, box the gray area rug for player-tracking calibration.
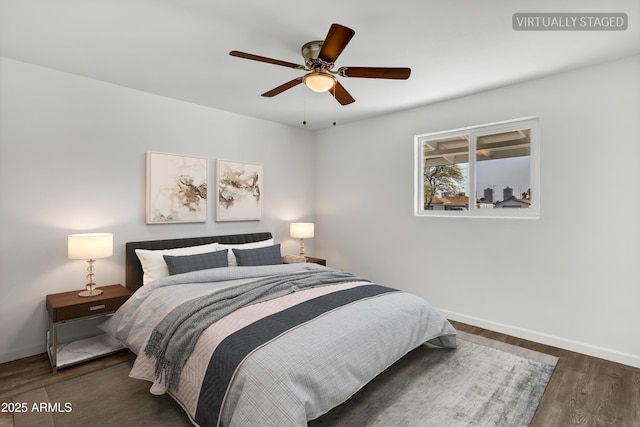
[310,331,557,426]
[13,331,557,427]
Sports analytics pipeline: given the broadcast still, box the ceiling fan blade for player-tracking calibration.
[261,77,304,97]
[318,24,355,63]
[340,67,411,79]
[330,81,355,105]
[230,51,306,70]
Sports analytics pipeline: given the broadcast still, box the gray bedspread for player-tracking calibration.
[101,263,457,427]
[145,269,369,390]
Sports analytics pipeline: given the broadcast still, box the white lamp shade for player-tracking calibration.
[290,223,314,239]
[68,233,113,259]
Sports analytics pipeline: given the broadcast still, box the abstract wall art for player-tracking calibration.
[146,151,208,224]
[216,159,262,221]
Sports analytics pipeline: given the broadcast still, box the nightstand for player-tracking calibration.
[305,257,326,266]
[46,284,132,373]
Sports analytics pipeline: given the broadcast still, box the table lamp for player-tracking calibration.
[290,223,314,256]
[68,233,113,297]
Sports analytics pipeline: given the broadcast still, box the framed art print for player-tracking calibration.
[146,151,208,224]
[216,159,262,221]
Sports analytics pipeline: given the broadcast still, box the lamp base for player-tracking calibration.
[78,288,103,298]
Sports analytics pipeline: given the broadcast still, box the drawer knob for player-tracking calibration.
[90,304,106,311]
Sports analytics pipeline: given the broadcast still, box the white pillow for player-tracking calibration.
[217,238,275,267]
[135,242,219,285]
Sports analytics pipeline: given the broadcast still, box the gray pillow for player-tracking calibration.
[163,249,228,275]
[232,244,282,266]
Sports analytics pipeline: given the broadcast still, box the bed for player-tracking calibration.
[103,232,457,426]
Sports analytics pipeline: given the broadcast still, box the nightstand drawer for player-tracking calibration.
[51,297,127,321]
[46,284,132,322]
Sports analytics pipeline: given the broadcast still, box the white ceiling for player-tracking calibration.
[1,0,639,130]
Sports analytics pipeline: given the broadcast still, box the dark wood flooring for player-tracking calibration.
[0,350,135,427]
[1,322,638,426]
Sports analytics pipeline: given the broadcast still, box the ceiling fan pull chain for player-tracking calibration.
[303,85,307,125]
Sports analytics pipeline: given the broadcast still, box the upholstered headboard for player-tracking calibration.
[125,232,273,292]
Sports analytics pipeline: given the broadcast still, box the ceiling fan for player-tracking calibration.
[229,23,411,105]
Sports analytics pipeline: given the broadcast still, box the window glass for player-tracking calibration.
[476,128,531,209]
[415,117,539,218]
[423,134,469,211]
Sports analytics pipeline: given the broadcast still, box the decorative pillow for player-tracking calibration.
[163,249,229,275]
[135,242,219,285]
[232,244,282,266]
[217,238,275,267]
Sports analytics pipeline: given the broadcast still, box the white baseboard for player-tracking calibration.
[439,308,640,369]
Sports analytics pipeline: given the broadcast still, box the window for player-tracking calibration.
[414,117,540,218]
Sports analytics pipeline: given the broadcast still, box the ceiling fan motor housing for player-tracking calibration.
[302,40,334,70]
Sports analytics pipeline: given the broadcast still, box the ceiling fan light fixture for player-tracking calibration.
[303,73,336,92]
[230,23,410,106]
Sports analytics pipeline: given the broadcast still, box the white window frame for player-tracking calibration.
[414,116,540,219]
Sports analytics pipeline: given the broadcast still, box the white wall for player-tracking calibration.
[0,58,316,363]
[2,54,639,368]
[314,54,640,368]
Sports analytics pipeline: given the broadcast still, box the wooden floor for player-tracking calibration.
[1,322,639,426]
[0,350,135,427]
